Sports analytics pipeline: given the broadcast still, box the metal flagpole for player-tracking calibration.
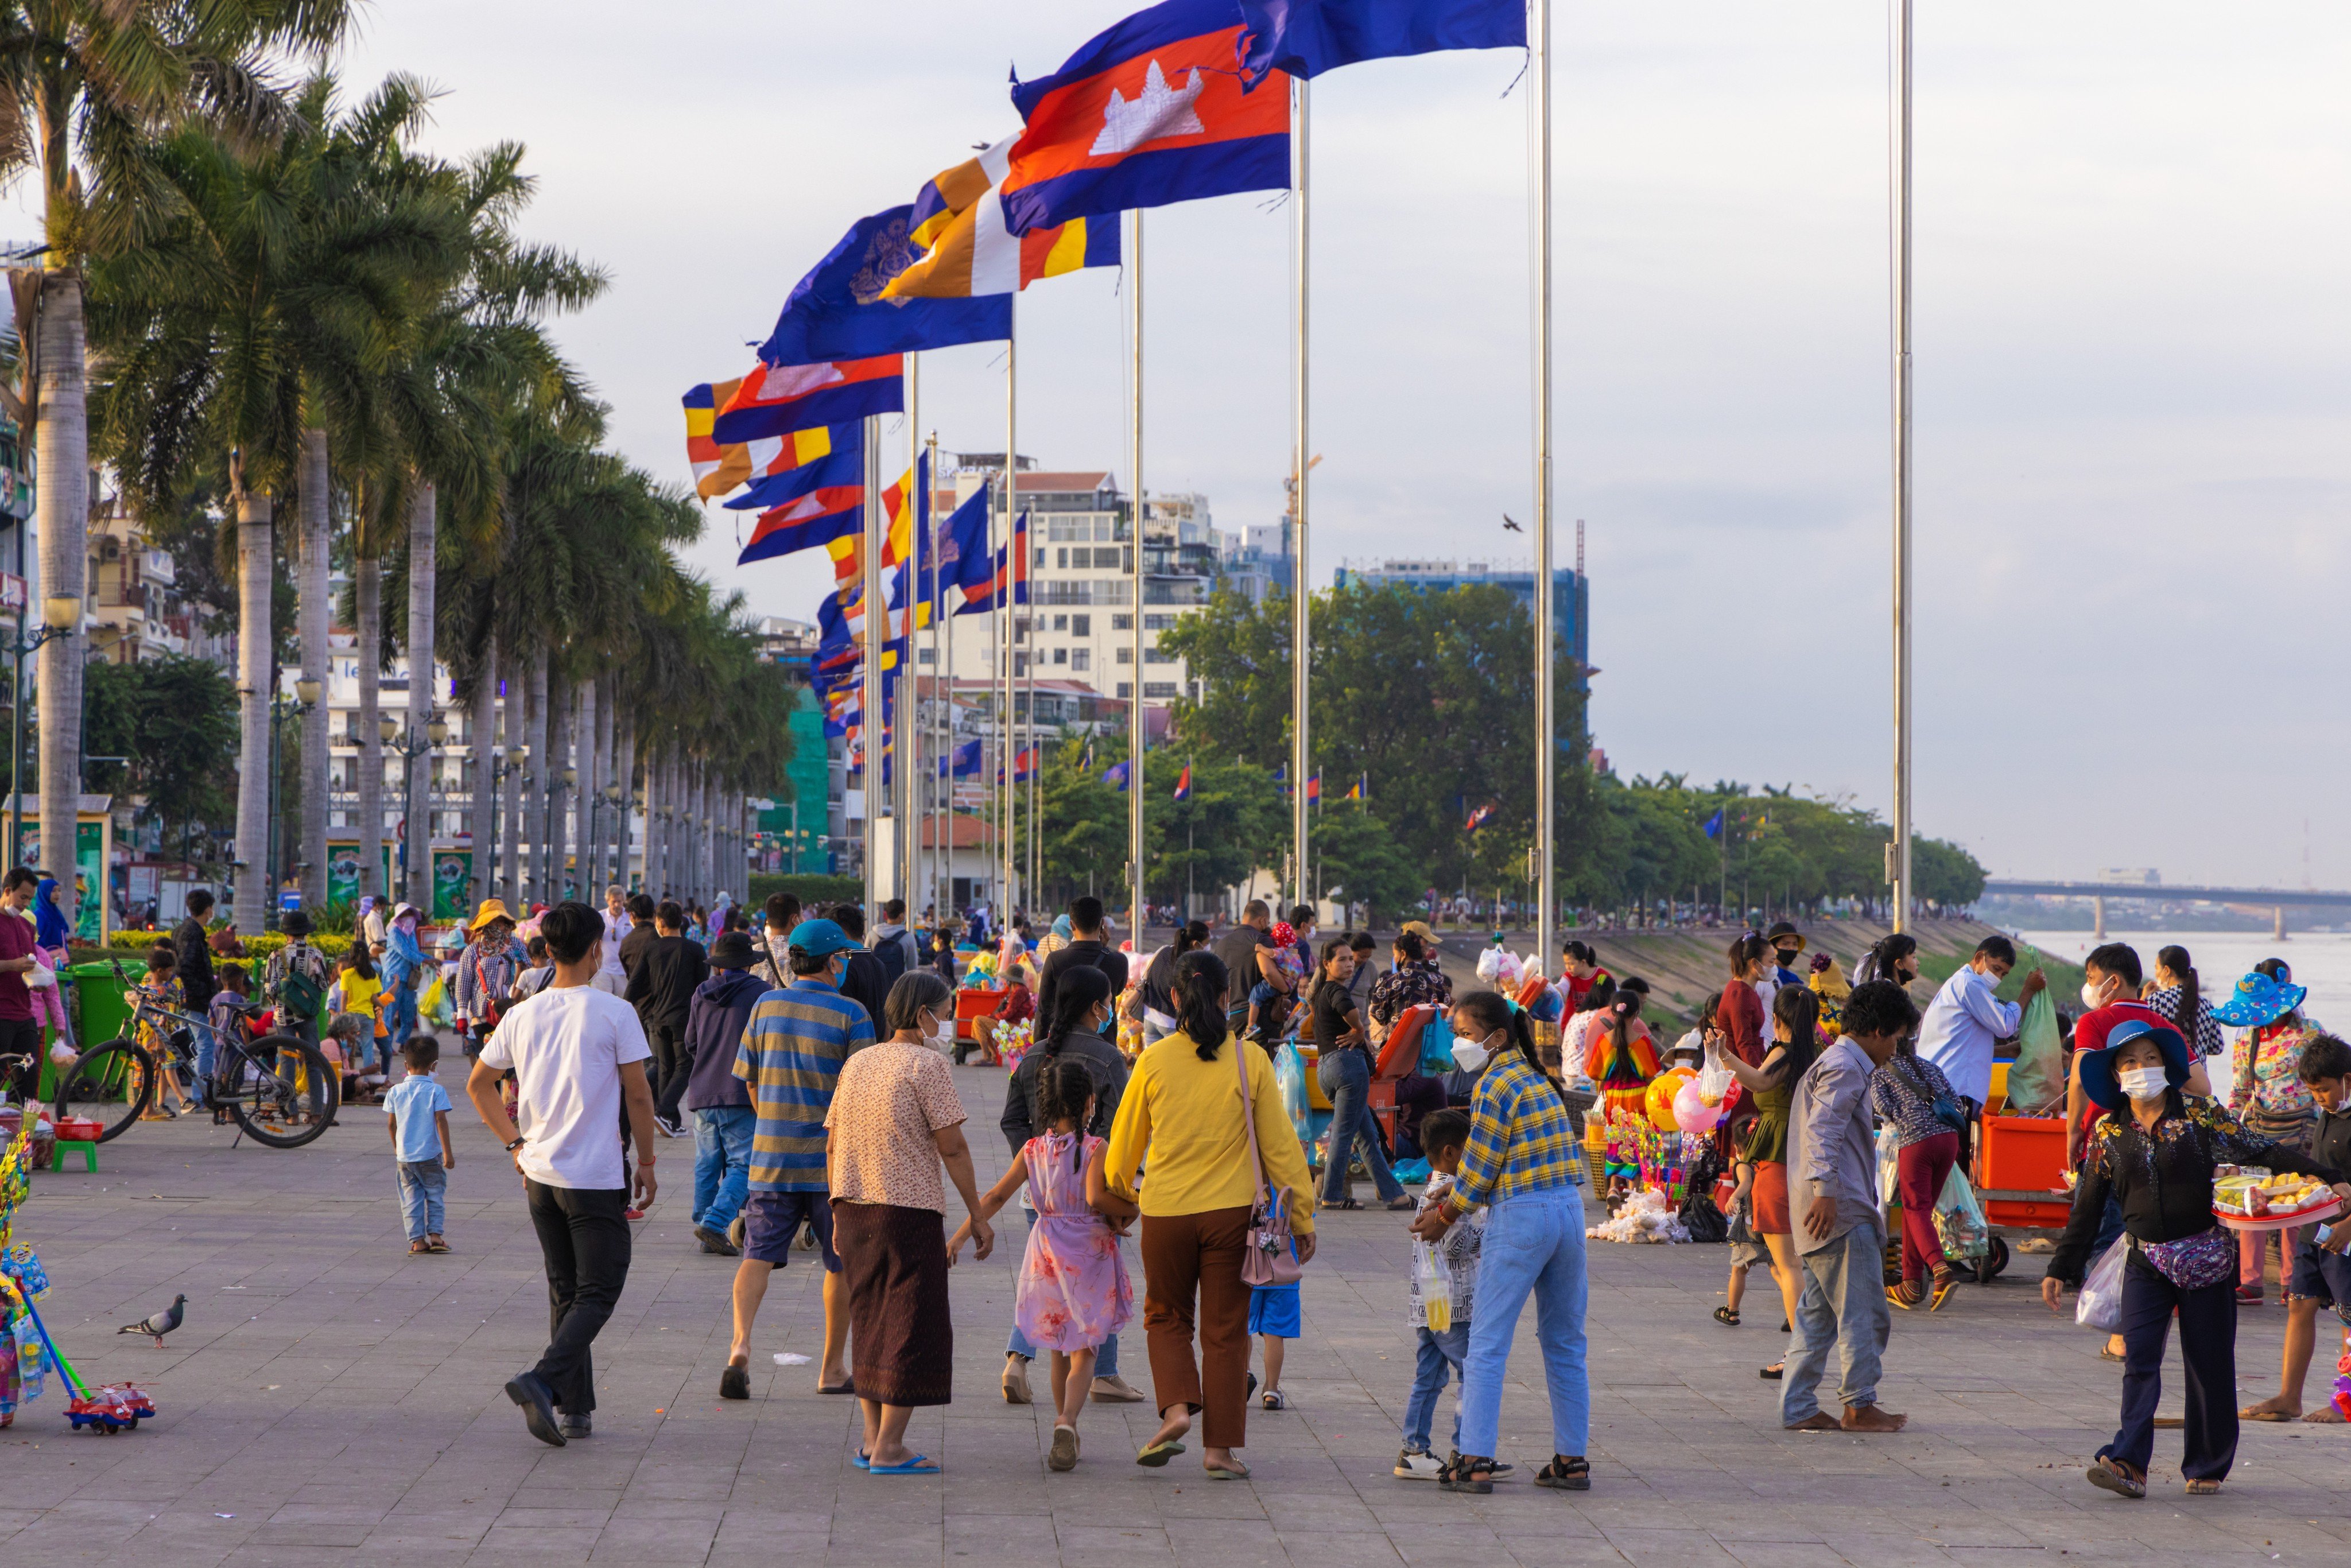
[1531,0,1557,970]
[925,432,941,925]
[1290,76,1312,922]
[1127,208,1146,943]
[862,413,883,927]
[1889,0,1914,934]
[1003,301,1018,919]
[902,355,920,910]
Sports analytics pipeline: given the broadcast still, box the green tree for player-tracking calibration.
[1913,836,1987,911]
[1306,802,1420,926]
[1037,739,1129,901]
[1142,750,1281,910]
[82,653,238,868]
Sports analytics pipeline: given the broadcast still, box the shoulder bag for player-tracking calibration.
[1235,1038,1305,1287]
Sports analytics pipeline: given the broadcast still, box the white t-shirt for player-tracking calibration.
[600,910,632,977]
[478,985,652,1190]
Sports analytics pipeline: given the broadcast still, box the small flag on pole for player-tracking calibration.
[1104,760,1131,791]
[1306,771,1322,805]
[1465,801,1497,832]
[1174,763,1192,802]
[1703,809,1724,840]
[1345,773,1365,801]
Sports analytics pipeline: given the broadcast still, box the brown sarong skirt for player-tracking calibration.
[833,1198,954,1407]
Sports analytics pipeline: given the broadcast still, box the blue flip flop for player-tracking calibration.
[868,1454,938,1475]
[852,1450,870,1471]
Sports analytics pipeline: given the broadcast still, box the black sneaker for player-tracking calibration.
[695,1225,741,1256]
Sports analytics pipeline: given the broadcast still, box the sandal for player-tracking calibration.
[1534,1455,1590,1491]
[1438,1454,1496,1494]
[2184,1479,2222,1496]
[1887,1280,1926,1311]
[1385,1196,1417,1210]
[426,1236,451,1253]
[1260,1389,1287,1411]
[1713,1306,1740,1327]
[1759,1363,1784,1380]
[1321,1198,1362,1211]
[408,1239,432,1255]
[2086,1458,2146,1500]
[1929,1267,1959,1311]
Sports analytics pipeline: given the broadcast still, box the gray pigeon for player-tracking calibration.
[117,1294,185,1347]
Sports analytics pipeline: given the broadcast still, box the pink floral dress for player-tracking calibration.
[1012,1131,1133,1353]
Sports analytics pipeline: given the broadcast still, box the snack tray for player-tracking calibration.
[2214,1197,2345,1232]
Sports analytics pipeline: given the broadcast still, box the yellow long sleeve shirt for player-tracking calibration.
[1103,1030,1316,1232]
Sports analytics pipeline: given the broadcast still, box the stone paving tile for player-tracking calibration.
[7,1061,2350,1565]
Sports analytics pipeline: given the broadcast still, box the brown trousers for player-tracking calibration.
[1139,1206,1254,1450]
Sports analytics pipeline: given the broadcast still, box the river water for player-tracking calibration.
[2016,929,2351,1035]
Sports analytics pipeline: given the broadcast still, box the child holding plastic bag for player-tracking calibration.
[1394,1109,1495,1481]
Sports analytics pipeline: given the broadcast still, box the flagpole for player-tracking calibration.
[1530,0,1557,975]
[939,435,954,922]
[1890,0,1915,935]
[1003,302,1019,920]
[1290,76,1312,925]
[1127,207,1145,945]
[903,356,921,911]
[924,432,940,926]
[862,412,883,928]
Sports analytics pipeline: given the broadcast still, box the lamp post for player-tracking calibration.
[7,594,80,863]
[383,709,447,905]
[596,783,620,891]
[267,677,323,922]
[482,743,526,902]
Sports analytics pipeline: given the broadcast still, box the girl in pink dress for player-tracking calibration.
[950,1057,1135,1471]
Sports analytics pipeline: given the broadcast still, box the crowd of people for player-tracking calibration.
[90,882,2349,1499]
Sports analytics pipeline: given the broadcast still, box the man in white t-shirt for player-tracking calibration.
[600,884,633,981]
[468,900,657,1447]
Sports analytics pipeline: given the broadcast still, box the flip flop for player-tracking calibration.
[1135,1438,1186,1467]
[868,1454,938,1474]
[852,1450,870,1471]
[1205,1461,1251,1480]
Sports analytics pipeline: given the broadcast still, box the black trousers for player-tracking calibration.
[2105,1252,2236,1482]
[523,1179,633,1416]
[651,1024,689,1123]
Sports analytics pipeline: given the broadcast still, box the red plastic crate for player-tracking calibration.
[52,1117,104,1143]
[1973,1114,2074,1229]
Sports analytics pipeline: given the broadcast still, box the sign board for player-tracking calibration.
[0,573,25,615]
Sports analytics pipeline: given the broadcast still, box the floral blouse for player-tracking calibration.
[2233,1022,2321,1130]
[1370,959,1453,1028]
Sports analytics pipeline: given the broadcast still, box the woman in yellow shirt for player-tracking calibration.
[336,950,387,1072]
[1103,950,1317,1480]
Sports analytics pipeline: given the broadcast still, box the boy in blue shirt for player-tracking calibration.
[385,1035,456,1253]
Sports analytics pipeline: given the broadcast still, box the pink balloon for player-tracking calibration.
[1673,1076,1723,1134]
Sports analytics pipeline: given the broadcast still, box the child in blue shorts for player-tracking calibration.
[1250,1270,1299,1411]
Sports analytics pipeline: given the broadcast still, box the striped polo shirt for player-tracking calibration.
[734,976,875,1192]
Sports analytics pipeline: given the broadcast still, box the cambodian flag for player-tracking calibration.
[1002,0,1293,236]
[1306,771,1322,805]
[712,356,903,447]
[1465,800,1497,832]
[1173,763,1191,802]
[738,484,863,567]
[1233,0,1527,91]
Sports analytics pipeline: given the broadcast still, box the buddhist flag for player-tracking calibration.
[722,428,865,514]
[880,453,929,569]
[884,135,1121,302]
[1345,773,1365,802]
[688,379,855,500]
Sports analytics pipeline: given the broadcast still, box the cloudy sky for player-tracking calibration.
[314,2,2349,887]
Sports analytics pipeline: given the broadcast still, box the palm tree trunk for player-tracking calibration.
[405,484,437,911]
[233,491,275,937]
[545,663,571,902]
[470,632,498,911]
[576,675,600,898]
[297,430,331,913]
[502,641,524,907]
[355,553,383,901]
[33,269,87,932]
[525,645,549,903]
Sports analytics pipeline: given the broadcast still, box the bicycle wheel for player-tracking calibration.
[53,1039,158,1143]
[228,1034,340,1149]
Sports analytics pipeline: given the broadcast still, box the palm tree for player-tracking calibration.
[0,1,352,927]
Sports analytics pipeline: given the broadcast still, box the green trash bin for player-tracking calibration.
[36,960,138,1101]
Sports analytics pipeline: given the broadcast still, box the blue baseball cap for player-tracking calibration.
[787,918,856,959]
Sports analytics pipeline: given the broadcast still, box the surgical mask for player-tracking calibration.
[1452,1035,1494,1073]
[927,1014,954,1050]
[2080,980,2108,1012]
[2117,1065,2168,1101]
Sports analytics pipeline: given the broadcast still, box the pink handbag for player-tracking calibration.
[1235,1039,1303,1287]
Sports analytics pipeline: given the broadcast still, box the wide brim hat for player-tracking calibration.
[1763,921,1806,953]
[2211,970,2306,1028]
[467,899,515,933]
[2080,1018,2191,1112]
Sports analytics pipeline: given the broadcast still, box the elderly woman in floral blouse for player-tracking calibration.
[1370,930,1453,1038]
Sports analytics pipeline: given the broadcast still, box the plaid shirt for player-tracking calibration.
[1442,1049,1584,1218]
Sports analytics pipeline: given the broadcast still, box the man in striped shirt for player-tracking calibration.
[719,919,875,1402]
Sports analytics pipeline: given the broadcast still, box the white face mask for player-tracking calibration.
[1452,1036,1493,1073]
[927,1012,954,1050]
[2080,979,2108,1012]
[2117,1064,2168,1101]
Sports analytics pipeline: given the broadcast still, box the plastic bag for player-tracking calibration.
[1697,1052,1732,1106]
[1418,1012,1456,1077]
[420,977,453,1031]
[1933,1165,1991,1262]
[1391,1156,1431,1186]
[1412,1238,1457,1331]
[1271,1040,1310,1144]
[2005,987,2067,1115]
[2077,1237,2129,1333]
[1876,1125,1902,1207]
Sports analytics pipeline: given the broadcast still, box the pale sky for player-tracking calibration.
[307,3,2346,888]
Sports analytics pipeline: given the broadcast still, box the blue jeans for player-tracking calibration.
[193,1023,216,1090]
[385,987,418,1054]
[691,1106,755,1232]
[1403,1321,1471,1452]
[1780,1218,1891,1423]
[1318,1047,1405,1205]
[397,1159,447,1240]
[1459,1186,1589,1460]
[1005,1201,1120,1376]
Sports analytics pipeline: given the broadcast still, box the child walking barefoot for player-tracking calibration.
[951,1057,1135,1470]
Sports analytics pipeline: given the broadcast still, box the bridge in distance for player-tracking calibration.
[1981,879,2351,938]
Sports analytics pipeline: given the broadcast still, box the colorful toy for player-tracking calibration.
[1671,1075,1724,1134]
[1644,1068,1695,1132]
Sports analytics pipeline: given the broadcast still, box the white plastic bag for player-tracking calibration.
[2076,1238,2128,1333]
[1876,1126,1902,1207]
[1697,1052,1732,1106]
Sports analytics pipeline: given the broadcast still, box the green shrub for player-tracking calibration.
[748,873,864,909]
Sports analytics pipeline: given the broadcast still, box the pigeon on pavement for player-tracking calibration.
[117,1294,186,1348]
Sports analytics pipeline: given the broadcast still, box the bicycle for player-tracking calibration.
[37,961,340,1149]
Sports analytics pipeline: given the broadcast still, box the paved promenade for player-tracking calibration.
[2,1061,2344,1566]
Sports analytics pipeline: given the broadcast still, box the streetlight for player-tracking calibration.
[7,594,82,863]
[483,743,527,901]
[384,709,445,902]
[266,676,323,921]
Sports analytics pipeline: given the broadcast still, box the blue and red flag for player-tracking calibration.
[723,436,865,514]
[1465,800,1497,832]
[940,739,982,779]
[1173,763,1191,802]
[1234,0,1527,91]
[760,208,1012,366]
[1104,759,1132,792]
[1002,0,1293,235]
[738,484,864,567]
[1306,770,1322,805]
[712,356,903,447]
[955,504,1030,615]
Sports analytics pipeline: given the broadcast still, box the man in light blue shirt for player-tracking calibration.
[384,1035,456,1252]
[1915,935,2044,1105]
